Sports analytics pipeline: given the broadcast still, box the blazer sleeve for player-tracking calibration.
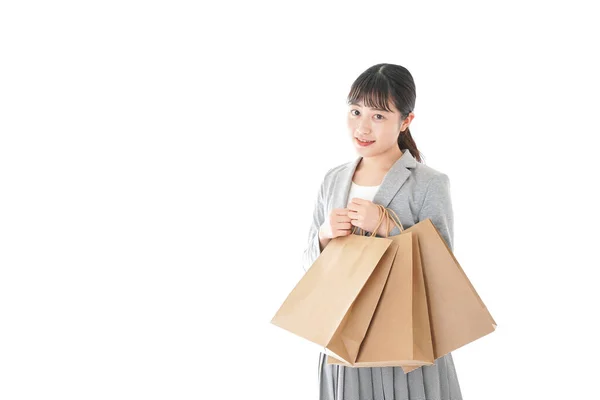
[417,173,454,252]
[301,172,329,272]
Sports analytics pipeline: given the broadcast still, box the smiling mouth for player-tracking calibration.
[356,138,375,143]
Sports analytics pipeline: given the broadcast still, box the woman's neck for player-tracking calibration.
[358,146,404,172]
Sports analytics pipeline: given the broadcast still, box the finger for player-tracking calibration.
[350,219,363,228]
[347,211,361,220]
[350,197,367,205]
[333,208,349,216]
[347,202,361,212]
[333,222,352,230]
[334,218,352,225]
[332,212,351,221]
[348,210,364,219]
[333,229,351,237]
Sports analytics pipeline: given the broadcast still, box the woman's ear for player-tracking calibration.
[401,112,415,131]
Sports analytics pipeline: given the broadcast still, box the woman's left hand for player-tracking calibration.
[347,198,391,236]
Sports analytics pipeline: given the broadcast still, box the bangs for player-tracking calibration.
[347,73,394,113]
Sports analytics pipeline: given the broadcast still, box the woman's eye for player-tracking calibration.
[350,110,384,120]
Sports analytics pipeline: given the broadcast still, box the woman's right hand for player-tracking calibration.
[318,208,352,250]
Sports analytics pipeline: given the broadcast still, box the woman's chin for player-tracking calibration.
[355,144,377,154]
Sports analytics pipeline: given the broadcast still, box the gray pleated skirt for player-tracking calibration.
[318,352,463,400]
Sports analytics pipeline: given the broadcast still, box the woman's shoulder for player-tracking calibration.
[323,160,354,179]
[315,159,354,183]
[411,161,450,186]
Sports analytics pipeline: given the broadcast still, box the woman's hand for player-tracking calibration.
[318,208,353,251]
[320,208,352,240]
[347,198,392,237]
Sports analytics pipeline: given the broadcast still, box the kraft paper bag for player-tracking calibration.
[327,208,496,373]
[271,206,394,364]
[403,217,496,358]
[395,208,497,374]
[325,239,397,364]
[327,229,434,368]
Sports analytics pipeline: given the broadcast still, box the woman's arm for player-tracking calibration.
[301,173,329,272]
[417,173,454,252]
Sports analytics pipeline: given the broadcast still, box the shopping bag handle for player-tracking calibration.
[384,207,405,233]
[351,204,388,237]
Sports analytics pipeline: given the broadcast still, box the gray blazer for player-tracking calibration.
[302,148,454,272]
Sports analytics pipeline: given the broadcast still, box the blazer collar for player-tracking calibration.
[334,148,417,210]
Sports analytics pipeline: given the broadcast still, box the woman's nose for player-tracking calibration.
[356,121,371,135]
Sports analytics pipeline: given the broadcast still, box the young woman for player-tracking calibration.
[302,63,463,400]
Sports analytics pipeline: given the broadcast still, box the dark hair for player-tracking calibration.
[347,63,423,163]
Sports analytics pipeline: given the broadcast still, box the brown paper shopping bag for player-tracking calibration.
[327,210,434,368]
[271,207,395,364]
[390,208,497,374]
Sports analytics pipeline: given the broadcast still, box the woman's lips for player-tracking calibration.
[355,137,375,147]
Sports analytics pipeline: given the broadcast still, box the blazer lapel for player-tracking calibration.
[372,149,417,208]
[331,157,361,211]
[333,149,417,210]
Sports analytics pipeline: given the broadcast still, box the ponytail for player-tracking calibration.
[398,126,422,163]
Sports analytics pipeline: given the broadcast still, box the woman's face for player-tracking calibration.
[347,99,412,157]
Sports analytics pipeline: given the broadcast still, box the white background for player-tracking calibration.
[1,1,599,399]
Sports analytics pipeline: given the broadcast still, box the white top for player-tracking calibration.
[320,181,380,237]
[346,181,380,205]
